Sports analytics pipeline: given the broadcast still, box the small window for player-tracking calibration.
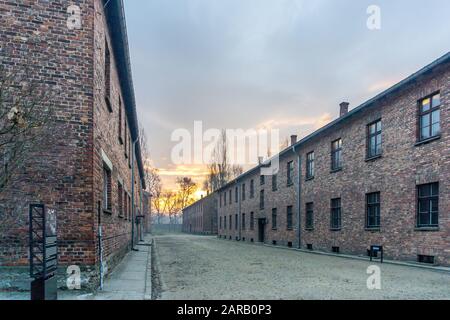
[287,161,294,186]
[272,174,278,191]
[242,184,246,201]
[307,244,313,250]
[235,187,238,203]
[331,139,342,171]
[219,216,222,229]
[123,191,128,220]
[224,192,227,206]
[271,208,277,230]
[366,192,381,228]
[286,206,293,230]
[418,255,435,264]
[250,212,254,230]
[235,214,238,230]
[104,39,112,111]
[260,190,265,210]
[367,120,382,158]
[224,216,227,229]
[250,179,255,198]
[330,198,341,230]
[229,215,232,230]
[306,152,314,179]
[242,213,246,230]
[103,165,112,212]
[305,202,314,230]
[260,175,265,185]
[418,93,440,141]
[332,246,340,253]
[287,242,293,248]
[229,190,232,204]
[417,182,439,228]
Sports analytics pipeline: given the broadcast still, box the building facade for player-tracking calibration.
[217,53,449,266]
[183,194,218,235]
[0,0,146,286]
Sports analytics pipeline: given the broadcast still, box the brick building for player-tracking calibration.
[0,0,146,286]
[182,194,218,235]
[216,52,449,266]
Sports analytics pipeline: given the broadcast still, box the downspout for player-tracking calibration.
[292,145,302,249]
[131,138,138,251]
[237,181,241,240]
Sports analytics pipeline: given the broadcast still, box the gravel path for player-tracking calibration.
[154,234,450,300]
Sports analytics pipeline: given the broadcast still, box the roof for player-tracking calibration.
[103,0,146,189]
[217,51,450,192]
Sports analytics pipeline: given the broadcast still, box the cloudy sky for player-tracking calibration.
[124,0,450,191]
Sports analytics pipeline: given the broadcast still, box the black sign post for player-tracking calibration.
[29,204,58,300]
[369,245,384,263]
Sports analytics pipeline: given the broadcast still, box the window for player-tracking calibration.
[242,184,246,201]
[235,187,238,203]
[260,175,265,185]
[286,206,293,230]
[287,161,294,186]
[219,216,222,229]
[272,174,278,191]
[118,97,123,143]
[229,190,232,204]
[417,183,439,228]
[103,165,112,212]
[366,192,380,229]
[418,93,440,141]
[124,120,128,158]
[224,216,227,230]
[128,194,132,220]
[250,212,254,230]
[118,181,123,217]
[242,213,246,230]
[367,120,382,158]
[272,208,277,230]
[260,190,265,210]
[220,193,222,208]
[305,202,314,230]
[250,180,255,198]
[306,152,314,179]
[224,192,227,206]
[229,215,232,230]
[124,191,128,220]
[330,198,341,230]
[235,214,238,230]
[331,139,342,171]
[104,39,112,112]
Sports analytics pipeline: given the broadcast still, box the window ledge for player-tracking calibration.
[287,183,294,187]
[118,215,124,219]
[305,228,314,231]
[330,228,341,232]
[365,227,380,232]
[415,227,439,232]
[365,155,382,162]
[305,177,314,182]
[330,168,342,174]
[286,228,294,231]
[103,209,112,215]
[415,135,441,146]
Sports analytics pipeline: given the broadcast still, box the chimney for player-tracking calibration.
[258,156,263,165]
[340,102,349,117]
[290,135,298,146]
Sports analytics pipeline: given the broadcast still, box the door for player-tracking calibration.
[258,219,265,243]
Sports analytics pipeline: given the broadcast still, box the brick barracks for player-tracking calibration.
[184,53,450,266]
[0,0,149,286]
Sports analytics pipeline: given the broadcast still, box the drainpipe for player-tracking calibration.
[131,138,138,251]
[292,145,302,249]
[237,181,241,240]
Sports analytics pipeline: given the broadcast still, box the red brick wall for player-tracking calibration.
[183,194,218,235]
[218,63,449,266]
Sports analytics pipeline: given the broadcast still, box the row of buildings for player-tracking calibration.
[0,0,151,288]
[183,52,450,266]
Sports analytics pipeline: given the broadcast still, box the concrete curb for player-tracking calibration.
[150,238,166,300]
[143,236,153,300]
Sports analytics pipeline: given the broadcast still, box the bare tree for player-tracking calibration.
[203,129,243,193]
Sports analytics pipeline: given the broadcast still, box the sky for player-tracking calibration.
[124,0,450,192]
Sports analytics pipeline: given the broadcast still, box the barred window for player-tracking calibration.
[103,165,112,212]
[250,179,255,198]
[366,192,380,228]
[331,139,342,171]
[260,190,265,210]
[242,184,246,201]
[306,152,314,179]
[286,206,293,230]
[330,198,341,230]
[272,174,278,191]
[417,183,439,228]
[305,202,314,230]
[250,212,254,230]
[242,213,246,230]
[287,161,294,186]
[272,208,277,230]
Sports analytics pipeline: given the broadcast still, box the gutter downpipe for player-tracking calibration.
[237,180,241,241]
[292,145,302,249]
[131,138,138,251]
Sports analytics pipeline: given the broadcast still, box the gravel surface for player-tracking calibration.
[154,234,450,300]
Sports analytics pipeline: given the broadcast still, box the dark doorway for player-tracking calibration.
[258,219,266,243]
[189,224,192,233]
